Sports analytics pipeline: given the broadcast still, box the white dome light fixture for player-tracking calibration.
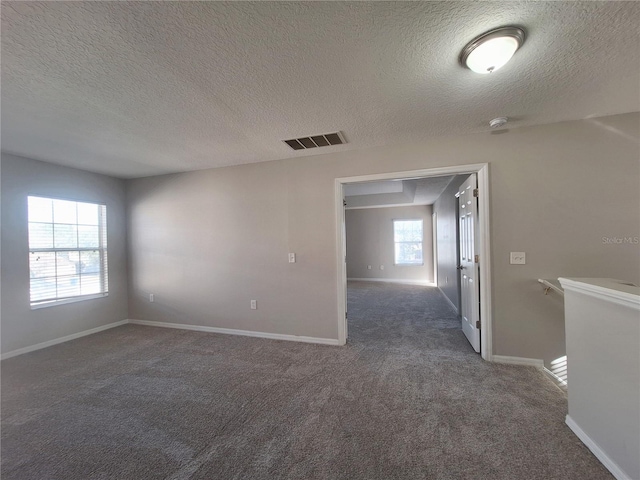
[460,26,526,74]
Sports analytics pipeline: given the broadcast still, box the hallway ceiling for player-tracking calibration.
[2,1,639,178]
[345,176,455,209]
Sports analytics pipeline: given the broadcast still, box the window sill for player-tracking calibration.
[31,293,109,310]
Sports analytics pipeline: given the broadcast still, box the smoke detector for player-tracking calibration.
[489,117,508,129]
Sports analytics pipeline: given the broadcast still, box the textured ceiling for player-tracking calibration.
[2,1,639,178]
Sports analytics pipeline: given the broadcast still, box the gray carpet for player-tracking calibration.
[1,281,611,479]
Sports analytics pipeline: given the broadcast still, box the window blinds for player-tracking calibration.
[28,196,108,306]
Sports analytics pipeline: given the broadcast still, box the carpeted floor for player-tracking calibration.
[1,281,611,479]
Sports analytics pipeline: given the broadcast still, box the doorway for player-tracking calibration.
[335,163,493,361]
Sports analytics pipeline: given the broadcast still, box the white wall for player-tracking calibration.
[346,205,433,283]
[1,154,128,353]
[126,112,640,366]
[561,278,640,480]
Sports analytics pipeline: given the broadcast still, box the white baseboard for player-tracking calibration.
[1,317,343,360]
[565,415,632,480]
[492,355,544,368]
[437,287,458,314]
[128,319,343,346]
[543,367,568,390]
[0,319,129,360]
[348,278,436,287]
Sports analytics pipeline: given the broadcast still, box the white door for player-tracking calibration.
[342,198,348,342]
[457,174,480,352]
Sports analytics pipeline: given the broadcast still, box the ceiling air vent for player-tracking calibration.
[284,132,346,151]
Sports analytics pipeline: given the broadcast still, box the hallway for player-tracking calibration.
[347,281,467,351]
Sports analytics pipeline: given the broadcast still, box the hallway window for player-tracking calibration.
[393,219,423,265]
[28,196,108,308]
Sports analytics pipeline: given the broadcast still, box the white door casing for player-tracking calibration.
[457,174,480,353]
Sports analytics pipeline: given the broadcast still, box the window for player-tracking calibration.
[28,196,108,307]
[393,219,423,265]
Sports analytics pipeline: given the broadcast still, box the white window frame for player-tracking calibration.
[28,195,109,309]
[393,218,424,266]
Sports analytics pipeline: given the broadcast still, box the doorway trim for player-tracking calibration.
[335,163,493,361]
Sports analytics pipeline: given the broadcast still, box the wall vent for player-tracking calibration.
[284,132,346,151]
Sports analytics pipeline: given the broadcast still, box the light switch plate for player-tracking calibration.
[288,253,296,263]
[510,252,526,265]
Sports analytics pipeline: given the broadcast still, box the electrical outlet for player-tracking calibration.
[288,253,296,263]
[510,252,526,265]
[250,299,257,310]
[149,293,154,303]
[380,265,384,270]
[367,265,372,270]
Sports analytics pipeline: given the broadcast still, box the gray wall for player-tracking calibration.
[126,160,339,339]
[1,154,128,353]
[126,112,640,366]
[433,175,469,311]
[346,205,433,283]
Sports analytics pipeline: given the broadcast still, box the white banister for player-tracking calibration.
[537,278,564,296]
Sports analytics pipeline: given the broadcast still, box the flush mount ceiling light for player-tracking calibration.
[460,26,526,74]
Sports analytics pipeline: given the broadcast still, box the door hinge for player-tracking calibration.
[474,254,479,263]
[473,188,479,197]
[476,320,481,329]
[345,311,348,319]
[343,199,347,207]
